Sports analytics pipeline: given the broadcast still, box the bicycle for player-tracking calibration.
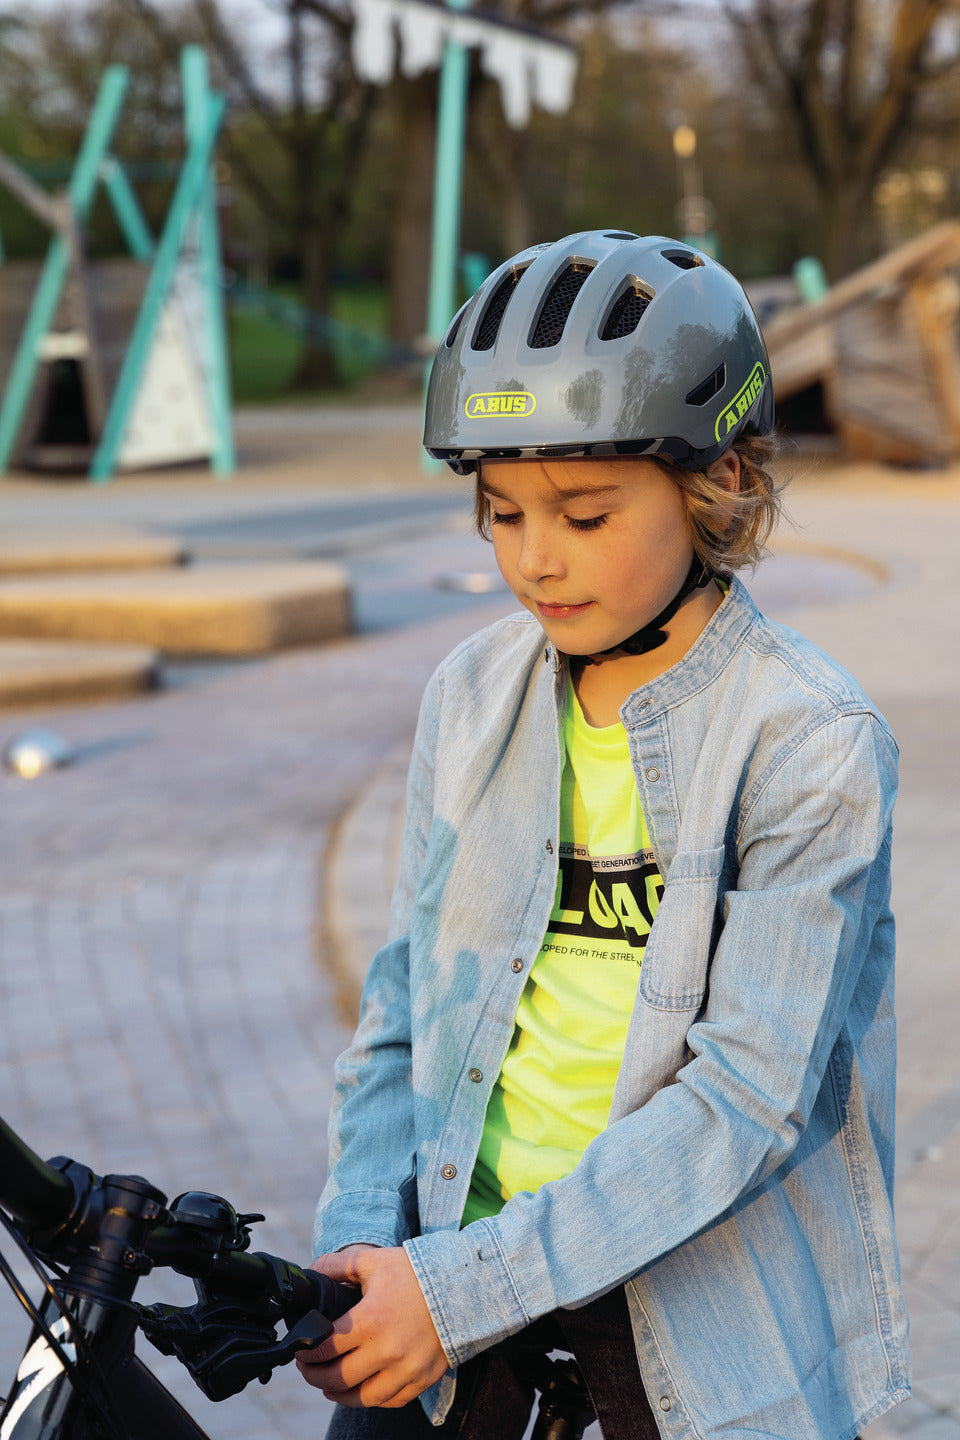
[0,1115,598,1440]
[0,1113,358,1439]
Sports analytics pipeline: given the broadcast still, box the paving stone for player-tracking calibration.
[0,562,352,654]
[0,637,159,708]
[0,528,186,574]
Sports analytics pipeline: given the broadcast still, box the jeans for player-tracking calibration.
[325,1286,661,1440]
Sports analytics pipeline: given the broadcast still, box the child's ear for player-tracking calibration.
[705,450,740,532]
[706,450,741,494]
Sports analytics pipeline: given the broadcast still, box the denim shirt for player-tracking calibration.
[315,578,910,1439]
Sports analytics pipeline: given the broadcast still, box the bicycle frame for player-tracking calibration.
[2,1289,209,1440]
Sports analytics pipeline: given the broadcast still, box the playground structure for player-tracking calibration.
[0,48,234,483]
[764,222,960,465]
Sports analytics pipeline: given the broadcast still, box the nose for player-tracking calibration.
[516,520,564,583]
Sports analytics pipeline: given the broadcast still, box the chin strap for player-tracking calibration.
[582,556,713,665]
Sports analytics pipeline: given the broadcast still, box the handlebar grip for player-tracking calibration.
[307,1272,361,1322]
[0,1117,76,1229]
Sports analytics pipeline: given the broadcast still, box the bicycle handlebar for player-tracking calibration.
[0,1113,359,1404]
[0,1116,77,1229]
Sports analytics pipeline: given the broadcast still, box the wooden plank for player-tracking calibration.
[904,274,960,450]
[764,221,960,349]
[767,321,835,400]
[829,293,949,458]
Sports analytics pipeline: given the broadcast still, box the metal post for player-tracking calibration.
[88,91,227,482]
[0,66,128,475]
[423,0,470,472]
[100,157,155,262]
[181,45,235,477]
[426,3,470,345]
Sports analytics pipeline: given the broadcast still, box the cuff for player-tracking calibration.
[313,1190,411,1257]
[405,1219,540,1367]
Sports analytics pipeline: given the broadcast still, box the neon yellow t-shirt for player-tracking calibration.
[462,683,663,1227]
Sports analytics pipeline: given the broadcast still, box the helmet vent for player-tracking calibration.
[600,284,652,341]
[444,306,467,348]
[604,231,637,240]
[530,263,593,348]
[686,364,726,406]
[662,249,703,270]
[472,268,525,351]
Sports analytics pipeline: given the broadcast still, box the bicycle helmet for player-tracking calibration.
[423,230,774,473]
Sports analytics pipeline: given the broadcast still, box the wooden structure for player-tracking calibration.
[0,49,234,483]
[764,223,960,464]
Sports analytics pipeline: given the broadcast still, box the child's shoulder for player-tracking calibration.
[435,610,547,684]
[745,605,873,713]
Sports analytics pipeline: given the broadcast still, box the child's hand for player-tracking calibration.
[295,1244,449,1408]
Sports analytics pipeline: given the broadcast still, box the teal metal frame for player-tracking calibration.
[0,65,129,474]
[0,48,234,483]
[180,46,235,477]
[89,48,233,481]
[422,0,470,473]
[425,0,470,348]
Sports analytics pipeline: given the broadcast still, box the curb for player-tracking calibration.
[323,739,412,1018]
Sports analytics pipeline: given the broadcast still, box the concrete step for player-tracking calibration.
[0,562,351,655]
[0,528,186,575]
[0,639,159,709]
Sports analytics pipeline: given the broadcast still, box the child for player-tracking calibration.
[296,231,909,1439]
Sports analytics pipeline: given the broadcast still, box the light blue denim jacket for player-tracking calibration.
[315,577,909,1439]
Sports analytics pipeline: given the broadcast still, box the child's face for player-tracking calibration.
[479,456,699,657]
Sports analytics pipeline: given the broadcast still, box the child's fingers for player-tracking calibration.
[310,1243,380,1286]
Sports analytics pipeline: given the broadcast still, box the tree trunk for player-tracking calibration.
[388,77,437,347]
[499,129,533,256]
[821,172,875,280]
[290,218,341,391]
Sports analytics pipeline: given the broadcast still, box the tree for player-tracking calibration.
[123,0,382,388]
[0,1,192,255]
[720,0,960,276]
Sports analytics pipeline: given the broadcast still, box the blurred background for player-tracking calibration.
[7,0,960,404]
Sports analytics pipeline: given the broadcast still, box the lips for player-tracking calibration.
[536,600,594,620]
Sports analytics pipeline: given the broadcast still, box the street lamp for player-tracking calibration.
[672,123,716,256]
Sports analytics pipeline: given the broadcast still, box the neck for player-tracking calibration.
[572,582,724,727]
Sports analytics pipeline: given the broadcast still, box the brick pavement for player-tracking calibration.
[0,581,513,1436]
[0,411,958,1437]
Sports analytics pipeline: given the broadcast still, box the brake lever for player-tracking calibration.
[139,1299,334,1401]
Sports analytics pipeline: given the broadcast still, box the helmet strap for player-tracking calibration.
[581,555,712,665]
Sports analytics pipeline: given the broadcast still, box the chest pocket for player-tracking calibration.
[638,845,725,1011]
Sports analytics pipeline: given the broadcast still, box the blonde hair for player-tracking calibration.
[660,434,784,574]
[474,434,784,575]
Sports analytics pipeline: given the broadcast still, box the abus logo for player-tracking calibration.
[465,391,537,419]
[715,362,766,441]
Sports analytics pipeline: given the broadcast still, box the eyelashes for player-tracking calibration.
[488,511,609,532]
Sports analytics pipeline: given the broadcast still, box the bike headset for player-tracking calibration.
[423,229,775,658]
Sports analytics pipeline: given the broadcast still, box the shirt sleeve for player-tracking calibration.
[404,708,899,1365]
[313,671,442,1257]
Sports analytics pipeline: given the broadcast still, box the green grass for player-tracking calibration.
[228,283,391,403]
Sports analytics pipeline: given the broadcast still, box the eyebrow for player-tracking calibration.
[479,478,623,502]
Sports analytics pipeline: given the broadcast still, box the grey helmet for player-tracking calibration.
[423,230,774,474]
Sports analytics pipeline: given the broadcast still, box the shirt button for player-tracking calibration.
[511,958,524,973]
[545,839,554,854]
[469,1068,483,1083]
[441,1164,457,1180]
[645,767,660,782]
[638,700,651,712]
[659,1397,671,1412]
